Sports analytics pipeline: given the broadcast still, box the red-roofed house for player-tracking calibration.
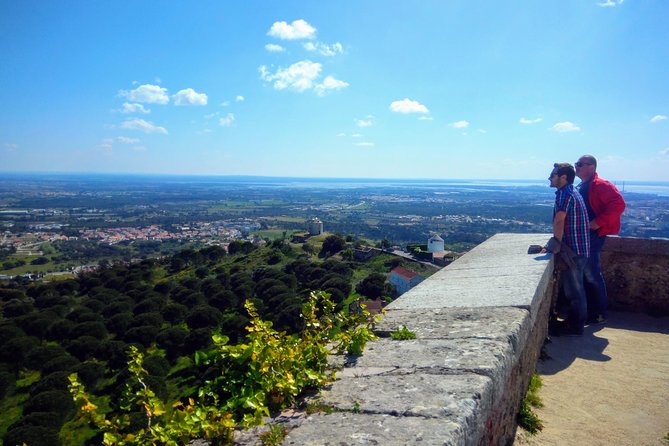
[389,266,424,296]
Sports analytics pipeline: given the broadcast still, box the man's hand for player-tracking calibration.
[543,236,561,254]
[590,219,601,230]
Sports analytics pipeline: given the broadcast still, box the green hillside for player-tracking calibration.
[0,236,436,445]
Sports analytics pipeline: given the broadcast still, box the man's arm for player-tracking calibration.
[553,210,566,240]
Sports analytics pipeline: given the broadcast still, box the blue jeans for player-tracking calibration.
[584,233,608,319]
[561,255,588,333]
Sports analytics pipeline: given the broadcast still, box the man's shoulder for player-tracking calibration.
[592,174,617,189]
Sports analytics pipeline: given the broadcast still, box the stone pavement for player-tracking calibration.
[515,311,669,446]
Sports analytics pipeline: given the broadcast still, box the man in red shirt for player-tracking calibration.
[575,155,626,325]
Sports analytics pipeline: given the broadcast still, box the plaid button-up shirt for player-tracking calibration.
[554,184,590,257]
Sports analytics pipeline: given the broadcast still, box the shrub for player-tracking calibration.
[102,301,133,317]
[186,305,224,329]
[142,354,170,377]
[42,354,80,374]
[133,298,164,315]
[0,369,16,398]
[23,389,75,420]
[183,328,212,355]
[29,371,71,396]
[124,325,159,347]
[2,299,33,318]
[0,323,25,343]
[71,321,108,340]
[67,336,102,361]
[96,340,128,369]
[390,326,416,340]
[0,335,40,368]
[209,290,240,312]
[66,306,102,323]
[25,345,69,371]
[8,411,63,430]
[15,313,56,339]
[105,312,133,336]
[3,425,60,446]
[0,288,27,301]
[130,312,164,329]
[46,318,74,341]
[161,303,187,324]
[75,360,106,389]
[156,327,189,359]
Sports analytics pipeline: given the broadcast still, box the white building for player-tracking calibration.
[428,234,445,252]
[389,266,424,296]
[307,217,323,235]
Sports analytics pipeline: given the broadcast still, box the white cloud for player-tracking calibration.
[303,41,343,57]
[650,115,667,123]
[219,113,235,127]
[449,120,470,129]
[265,43,286,53]
[119,118,168,134]
[355,118,373,127]
[4,143,18,150]
[220,101,230,107]
[597,0,623,7]
[351,133,363,138]
[354,142,375,147]
[204,112,219,119]
[119,84,169,104]
[389,98,429,114]
[550,121,581,133]
[315,75,349,96]
[336,133,346,137]
[235,95,245,102]
[519,117,543,124]
[260,60,348,95]
[132,145,147,152]
[660,148,669,156]
[116,136,140,144]
[173,88,208,106]
[120,102,150,114]
[267,19,316,40]
[418,116,434,121]
[477,129,488,133]
[260,60,321,92]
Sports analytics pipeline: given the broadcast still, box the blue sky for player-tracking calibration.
[1,1,668,181]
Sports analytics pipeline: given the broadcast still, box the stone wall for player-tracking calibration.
[602,236,669,316]
[282,234,554,446]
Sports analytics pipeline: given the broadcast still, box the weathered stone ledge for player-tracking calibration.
[282,234,554,446]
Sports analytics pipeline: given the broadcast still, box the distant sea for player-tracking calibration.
[2,173,669,197]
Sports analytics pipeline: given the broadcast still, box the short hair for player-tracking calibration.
[553,162,576,184]
[580,154,597,169]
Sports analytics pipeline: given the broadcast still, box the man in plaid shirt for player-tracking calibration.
[547,162,590,336]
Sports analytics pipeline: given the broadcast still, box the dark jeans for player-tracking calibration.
[584,233,608,319]
[562,255,588,333]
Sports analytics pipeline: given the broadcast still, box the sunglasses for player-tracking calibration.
[575,162,593,168]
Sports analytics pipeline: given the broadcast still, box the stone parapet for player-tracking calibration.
[282,234,553,446]
[602,236,669,315]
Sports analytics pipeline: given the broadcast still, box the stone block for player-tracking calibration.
[282,412,473,446]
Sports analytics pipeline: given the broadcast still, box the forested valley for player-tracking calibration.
[0,237,428,445]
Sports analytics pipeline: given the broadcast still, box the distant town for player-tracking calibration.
[1,174,668,279]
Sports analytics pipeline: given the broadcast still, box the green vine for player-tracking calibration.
[69,290,378,444]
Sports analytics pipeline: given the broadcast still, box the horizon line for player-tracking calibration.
[1,171,668,184]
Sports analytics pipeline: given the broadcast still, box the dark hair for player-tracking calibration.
[580,154,597,169]
[553,162,576,184]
